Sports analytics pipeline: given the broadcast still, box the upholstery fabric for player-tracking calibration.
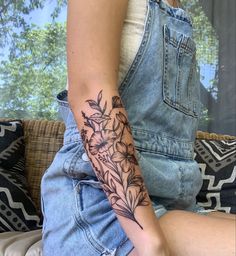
[195,137,236,213]
[0,229,42,255]
[0,120,41,232]
[23,120,65,216]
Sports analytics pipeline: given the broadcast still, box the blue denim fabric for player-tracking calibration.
[41,0,213,255]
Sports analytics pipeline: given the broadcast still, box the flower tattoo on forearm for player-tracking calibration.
[81,90,149,229]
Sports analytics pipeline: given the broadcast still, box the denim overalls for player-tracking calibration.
[41,0,211,255]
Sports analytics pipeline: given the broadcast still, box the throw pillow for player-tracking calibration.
[194,138,236,214]
[0,120,42,232]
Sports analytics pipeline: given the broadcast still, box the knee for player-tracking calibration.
[158,209,190,224]
[164,209,186,218]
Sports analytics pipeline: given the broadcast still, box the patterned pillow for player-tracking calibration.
[194,138,236,214]
[0,120,42,232]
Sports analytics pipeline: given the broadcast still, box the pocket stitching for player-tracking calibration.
[73,181,109,253]
[163,24,200,118]
[119,0,153,97]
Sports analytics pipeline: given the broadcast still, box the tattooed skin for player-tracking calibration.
[81,90,150,229]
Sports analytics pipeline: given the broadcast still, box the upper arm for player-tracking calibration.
[67,0,128,93]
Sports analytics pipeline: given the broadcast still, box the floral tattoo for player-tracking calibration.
[81,90,149,229]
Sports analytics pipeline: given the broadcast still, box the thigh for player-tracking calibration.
[206,211,236,220]
[158,210,236,256]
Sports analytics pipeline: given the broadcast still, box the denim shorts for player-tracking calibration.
[41,0,217,255]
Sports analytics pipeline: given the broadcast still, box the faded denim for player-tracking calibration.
[41,0,214,255]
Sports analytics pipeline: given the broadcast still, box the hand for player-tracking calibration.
[137,238,171,256]
[135,223,171,256]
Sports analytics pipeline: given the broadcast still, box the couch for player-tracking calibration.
[0,119,235,256]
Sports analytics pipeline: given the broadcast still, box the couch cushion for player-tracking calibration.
[194,138,236,213]
[23,120,65,216]
[0,229,42,255]
[0,120,42,232]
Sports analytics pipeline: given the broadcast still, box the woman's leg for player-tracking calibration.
[156,210,236,256]
[128,209,236,256]
[206,211,236,220]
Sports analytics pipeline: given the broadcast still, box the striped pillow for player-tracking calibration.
[194,138,236,214]
[0,120,42,232]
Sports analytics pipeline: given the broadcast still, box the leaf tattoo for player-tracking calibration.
[81,90,150,229]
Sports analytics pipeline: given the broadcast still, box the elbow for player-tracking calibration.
[67,80,94,112]
[67,89,76,113]
[67,83,83,112]
[67,75,117,112]
[67,84,76,112]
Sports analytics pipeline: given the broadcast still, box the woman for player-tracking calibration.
[41,0,236,255]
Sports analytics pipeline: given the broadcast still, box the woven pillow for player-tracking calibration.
[0,120,42,232]
[194,138,236,214]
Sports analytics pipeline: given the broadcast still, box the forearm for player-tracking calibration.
[68,85,166,251]
[66,0,168,252]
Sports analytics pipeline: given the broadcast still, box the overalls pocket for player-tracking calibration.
[162,24,201,118]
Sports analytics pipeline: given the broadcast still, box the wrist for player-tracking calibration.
[136,230,170,256]
[138,222,167,247]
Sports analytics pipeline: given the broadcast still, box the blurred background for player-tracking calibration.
[0,0,235,135]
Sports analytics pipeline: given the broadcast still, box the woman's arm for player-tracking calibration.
[67,1,170,254]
